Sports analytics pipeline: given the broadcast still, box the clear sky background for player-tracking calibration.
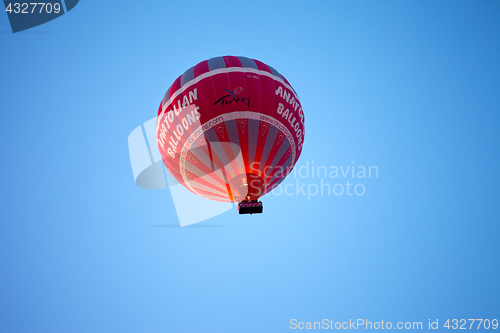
[1,1,499,332]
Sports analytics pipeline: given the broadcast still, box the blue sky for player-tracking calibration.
[1,1,499,332]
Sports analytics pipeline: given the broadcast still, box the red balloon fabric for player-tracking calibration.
[156,56,305,202]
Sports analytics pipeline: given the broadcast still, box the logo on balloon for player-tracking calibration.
[214,87,250,107]
[3,0,79,33]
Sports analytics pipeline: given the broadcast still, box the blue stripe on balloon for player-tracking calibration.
[162,87,171,106]
[207,57,227,71]
[181,66,195,86]
[237,57,258,70]
[267,65,284,81]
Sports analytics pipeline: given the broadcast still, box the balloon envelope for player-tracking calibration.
[156,56,305,202]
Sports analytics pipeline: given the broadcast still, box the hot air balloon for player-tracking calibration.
[156,56,305,214]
